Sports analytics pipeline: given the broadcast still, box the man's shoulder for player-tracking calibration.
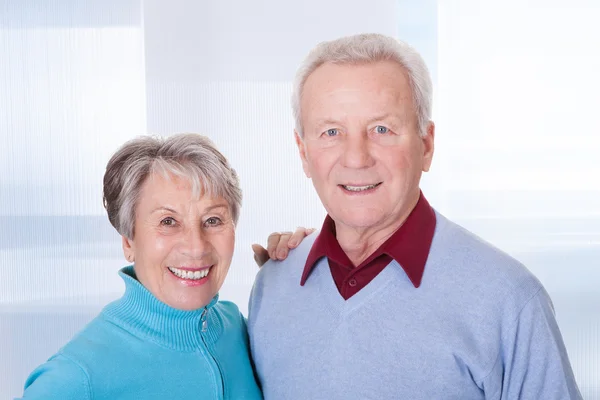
[433,212,543,298]
[255,231,318,285]
[249,233,318,320]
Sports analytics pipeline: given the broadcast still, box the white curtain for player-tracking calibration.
[0,0,146,396]
[435,1,600,398]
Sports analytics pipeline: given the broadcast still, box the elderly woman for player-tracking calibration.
[20,133,263,399]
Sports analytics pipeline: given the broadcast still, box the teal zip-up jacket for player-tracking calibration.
[19,266,262,400]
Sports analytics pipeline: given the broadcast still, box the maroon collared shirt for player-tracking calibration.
[300,193,437,299]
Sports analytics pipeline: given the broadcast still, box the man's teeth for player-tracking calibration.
[342,183,380,192]
[168,267,210,280]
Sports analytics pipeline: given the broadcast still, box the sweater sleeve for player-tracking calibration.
[481,288,582,400]
[17,354,92,400]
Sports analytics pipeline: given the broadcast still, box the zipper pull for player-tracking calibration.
[201,307,208,332]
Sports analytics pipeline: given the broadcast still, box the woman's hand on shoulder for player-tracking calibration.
[252,227,315,267]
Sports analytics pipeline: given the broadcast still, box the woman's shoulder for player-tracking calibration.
[55,310,128,358]
[19,309,149,399]
[19,352,92,399]
[213,300,244,323]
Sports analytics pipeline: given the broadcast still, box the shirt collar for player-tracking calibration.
[300,192,436,288]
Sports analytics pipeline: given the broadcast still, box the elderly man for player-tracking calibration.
[248,33,582,399]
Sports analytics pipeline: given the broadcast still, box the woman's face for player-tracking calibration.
[122,172,235,310]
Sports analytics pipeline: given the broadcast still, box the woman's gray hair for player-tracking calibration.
[291,33,433,137]
[103,133,242,239]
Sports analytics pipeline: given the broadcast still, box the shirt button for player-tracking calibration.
[348,278,357,287]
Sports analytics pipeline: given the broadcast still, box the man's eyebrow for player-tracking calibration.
[314,118,343,127]
[365,113,405,124]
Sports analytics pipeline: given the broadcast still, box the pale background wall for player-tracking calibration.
[1,0,598,398]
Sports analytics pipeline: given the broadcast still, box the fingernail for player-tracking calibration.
[289,240,297,247]
[278,249,287,259]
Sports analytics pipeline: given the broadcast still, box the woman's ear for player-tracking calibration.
[122,235,135,263]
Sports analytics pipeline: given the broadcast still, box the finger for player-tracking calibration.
[252,244,270,267]
[266,232,282,259]
[275,232,293,259]
[252,244,270,266]
[288,227,308,248]
[289,227,317,248]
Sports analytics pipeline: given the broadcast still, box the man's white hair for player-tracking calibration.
[291,33,433,137]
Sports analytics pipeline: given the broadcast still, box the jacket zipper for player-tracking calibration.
[200,307,225,399]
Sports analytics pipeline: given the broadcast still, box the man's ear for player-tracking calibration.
[421,121,435,172]
[295,130,311,178]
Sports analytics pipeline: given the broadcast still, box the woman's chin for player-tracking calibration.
[163,274,219,311]
[165,292,216,311]
[145,265,224,310]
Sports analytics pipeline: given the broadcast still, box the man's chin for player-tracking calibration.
[331,210,388,231]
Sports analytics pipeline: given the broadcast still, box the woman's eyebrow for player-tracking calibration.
[151,206,179,214]
[204,203,229,212]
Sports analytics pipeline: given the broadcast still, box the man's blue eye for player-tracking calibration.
[326,129,338,137]
[375,126,389,134]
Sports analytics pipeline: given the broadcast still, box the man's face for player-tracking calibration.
[296,61,434,233]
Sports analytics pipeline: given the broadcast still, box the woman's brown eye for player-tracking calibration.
[161,217,176,226]
[205,217,223,227]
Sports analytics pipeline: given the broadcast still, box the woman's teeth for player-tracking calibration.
[168,266,210,280]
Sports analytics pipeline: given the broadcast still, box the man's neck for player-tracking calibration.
[335,194,419,266]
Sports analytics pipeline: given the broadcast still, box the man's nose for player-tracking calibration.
[341,132,375,169]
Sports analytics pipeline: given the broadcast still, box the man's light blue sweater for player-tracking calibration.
[19,266,262,400]
[248,212,582,399]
